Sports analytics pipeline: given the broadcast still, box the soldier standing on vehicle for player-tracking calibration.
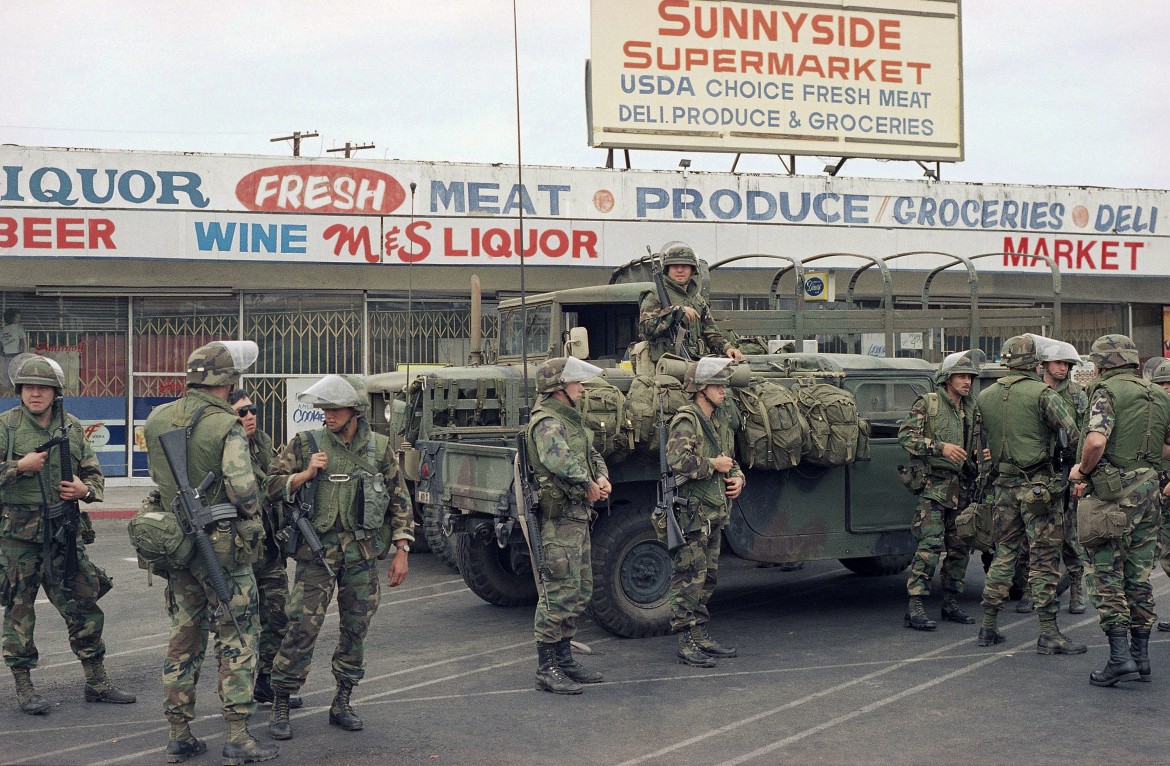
[267,375,414,739]
[1148,361,1170,633]
[228,390,303,712]
[1037,340,1089,615]
[0,353,134,715]
[1069,335,1170,686]
[977,335,1083,655]
[898,350,984,631]
[667,357,745,667]
[143,341,277,765]
[638,242,744,364]
[527,356,612,694]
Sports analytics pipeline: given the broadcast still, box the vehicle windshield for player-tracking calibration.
[498,303,551,358]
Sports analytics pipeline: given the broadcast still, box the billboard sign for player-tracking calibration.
[588,0,963,161]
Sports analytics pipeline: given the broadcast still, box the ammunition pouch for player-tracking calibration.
[954,500,995,553]
[1077,496,1129,547]
[898,461,929,495]
[1088,462,1126,501]
[207,505,260,568]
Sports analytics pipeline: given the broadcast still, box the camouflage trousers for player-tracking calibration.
[162,562,259,724]
[981,479,1063,614]
[253,553,291,675]
[669,521,723,633]
[271,537,380,692]
[1082,478,1159,630]
[534,515,592,644]
[906,498,970,597]
[1,537,112,670]
[1157,493,1170,580]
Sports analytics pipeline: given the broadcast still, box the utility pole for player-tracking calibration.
[326,141,375,159]
[270,130,319,157]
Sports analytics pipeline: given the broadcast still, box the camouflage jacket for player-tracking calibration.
[667,403,743,523]
[898,392,981,508]
[528,397,608,522]
[638,277,731,362]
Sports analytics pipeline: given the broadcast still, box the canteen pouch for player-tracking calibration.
[954,501,995,553]
[897,460,928,494]
[1077,496,1128,547]
[1023,478,1052,512]
[1089,463,1126,502]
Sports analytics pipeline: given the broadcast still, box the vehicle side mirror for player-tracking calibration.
[566,326,590,359]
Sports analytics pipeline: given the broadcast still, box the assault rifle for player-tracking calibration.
[157,428,242,636]
[649,246,691,361]
[283,433,334,577]
[513,430,550,589]
[35,420,80,587]
[655,392,686,553]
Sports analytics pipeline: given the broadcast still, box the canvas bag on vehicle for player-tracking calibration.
[795,382,867,465]
[625,373,688,453]
[732,379,807,470]
[577,376,634,462]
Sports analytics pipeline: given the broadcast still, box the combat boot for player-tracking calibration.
[12,668,49,715]
[1036,613,1087,655]
[1158,619,1170,632]
[166,722,207,764]
[1090,626,1140,687]
[1130,626,1151,682]
[222,718,278,766]
[904,597,937,631]
[691,624,737,658]
[941,595,975,624]
[254,673,303,709]
[1015,595,1035,613]
[535,642,582,694]
[554,638,604,683]
[267,692,292,740]
[677,631,717,668]
[329,681,364,731]
[976,606,1006,647]
[81,658,136,704]
[1067,575,1086,614]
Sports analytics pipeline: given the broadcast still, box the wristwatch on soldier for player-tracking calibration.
[83,488,96,503]
[395,542,411,554]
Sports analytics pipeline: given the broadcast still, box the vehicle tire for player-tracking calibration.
[456,533,538,607]
[421,505,459,572]
[839,554,913,577]
[588,509,673,638]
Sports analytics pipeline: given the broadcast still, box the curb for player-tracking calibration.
[89,509,138,520]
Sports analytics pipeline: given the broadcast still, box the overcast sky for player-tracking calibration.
[3,1,1167,190]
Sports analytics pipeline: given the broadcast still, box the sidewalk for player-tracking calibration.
[90,483,153,519]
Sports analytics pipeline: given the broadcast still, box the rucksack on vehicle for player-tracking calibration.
[127,491,194,574]
[578,377,634,463]
[626,373,689,453]
[731,380,807,470]
[794,382,866,466]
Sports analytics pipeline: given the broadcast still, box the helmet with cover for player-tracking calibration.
[934,349,985,386]
[683,356,734,394]
[1151,360,1170,384]
[9,353,65,393]
[536,356,603,394]
[1089,333,1140,372]
[1000,335,1041,370]
[660,241,699,270]
[298,374,369,412]
[1037,338,1081,366]
[186,341,259,387]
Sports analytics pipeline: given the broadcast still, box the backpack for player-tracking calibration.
[625,373,689,453]
[794,382,867,466]
[731,380,807,470]
[577,377,634,463]
[127,490,194,573]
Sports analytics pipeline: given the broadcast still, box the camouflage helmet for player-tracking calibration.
[661,241,698,270]
[298,374,368,412]
[934,349,985,385]
[1151,360,1170,384]
[536,356,603,394]
[9,353,65,392]
[1089,334,1140,372]
[999,335,1040,370]
[186,341,258,387]
[683,356,734,393]
[1038,338,1081,365]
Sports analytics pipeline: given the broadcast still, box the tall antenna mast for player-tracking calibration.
[512,0,531,422]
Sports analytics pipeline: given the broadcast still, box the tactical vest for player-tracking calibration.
[527,398,594,521]
[917,392,976,474]
[299,424,392,534]
[143,392,238,510]
[644,278,715,362]
[1054,379,1088,428]
[978,374,1052,470]
[673,404,736,515]
[0,406,87,508]
[1089,370,1170,471]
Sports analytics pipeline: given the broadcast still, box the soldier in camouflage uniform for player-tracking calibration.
[0,353,134,715]
[527,356,612,694]
[899,350,984,631]
[638,242,744,364]
[228,390,303,711]
[267,374,414,739]
[976,335,1084,655]
[1149,360,1170,632]
[143,340,277,765]
[667,357,745,667]
[1069,335,1170,686]
[1038,340,1090,614]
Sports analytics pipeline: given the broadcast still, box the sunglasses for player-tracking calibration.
[235,406,257,417]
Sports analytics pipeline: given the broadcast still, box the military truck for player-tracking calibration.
[367,252,1063,638]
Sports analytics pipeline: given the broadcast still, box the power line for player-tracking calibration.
[271,130,320,157]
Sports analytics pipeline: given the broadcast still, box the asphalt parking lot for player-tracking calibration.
[3,512,1169,766]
